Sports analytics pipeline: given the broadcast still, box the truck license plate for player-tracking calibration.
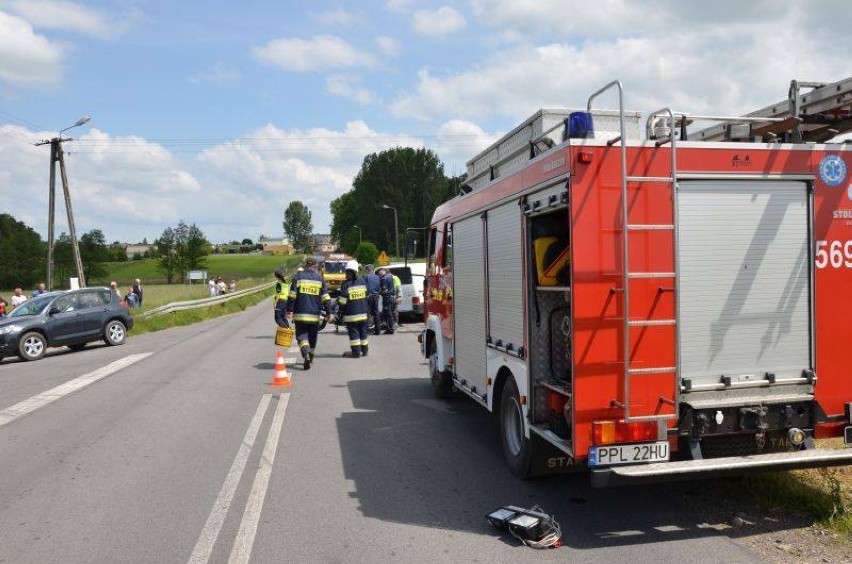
[588,442,670,466]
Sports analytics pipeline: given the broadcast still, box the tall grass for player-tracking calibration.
[727,439,852,539]
[131,287,275,335]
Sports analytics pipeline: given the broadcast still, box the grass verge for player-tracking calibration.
[131,286,274,336]
[726,439,852,539]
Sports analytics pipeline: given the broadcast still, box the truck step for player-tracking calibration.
[628,319,676,327]
[626,176,675,183]
[627,272,676,279]
[530,424,571,455]
[538,379,571,397]
[591,448,852,487]
[628,366,676,374]
[627,224,674,230]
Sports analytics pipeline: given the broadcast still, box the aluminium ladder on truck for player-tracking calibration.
[692,76,852,143]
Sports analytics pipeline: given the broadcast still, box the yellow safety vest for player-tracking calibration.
[274,281,288,305]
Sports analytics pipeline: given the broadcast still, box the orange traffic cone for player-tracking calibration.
[271,350,292,387]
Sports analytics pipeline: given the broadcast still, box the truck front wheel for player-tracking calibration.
[429,338,453,399]
[499,377,532,478]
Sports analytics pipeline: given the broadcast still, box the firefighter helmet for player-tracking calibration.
[345,259,360,273]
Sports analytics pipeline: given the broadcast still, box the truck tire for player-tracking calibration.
[499,377,533,479]
[429,339,453,399]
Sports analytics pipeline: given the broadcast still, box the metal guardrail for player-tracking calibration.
[136,282,276,319]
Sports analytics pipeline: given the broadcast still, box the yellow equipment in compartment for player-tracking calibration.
[534,236,571,286]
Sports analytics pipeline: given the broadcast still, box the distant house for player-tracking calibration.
[310,234,337,255]
[258,235,294,256]
[125,243,154,259]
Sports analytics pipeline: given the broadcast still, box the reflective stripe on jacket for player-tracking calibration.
[286,270,330,323]
[339,277,369,323]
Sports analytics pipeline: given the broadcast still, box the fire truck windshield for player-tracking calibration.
[324,262,346,274]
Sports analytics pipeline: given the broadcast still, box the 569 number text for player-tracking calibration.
[815,240,852,269]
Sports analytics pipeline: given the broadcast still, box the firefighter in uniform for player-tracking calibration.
[391,271,402,327]
[378,267,395,334]
[273,269,288,327]
[363,264,381,335]
[338,260,370,358]
[286,257,330,370]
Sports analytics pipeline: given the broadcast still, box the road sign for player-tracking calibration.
[377,251,390,266]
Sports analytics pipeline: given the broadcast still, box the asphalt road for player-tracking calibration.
[0,301,777,563]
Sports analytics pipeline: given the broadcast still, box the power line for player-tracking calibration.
[0,110,47,132]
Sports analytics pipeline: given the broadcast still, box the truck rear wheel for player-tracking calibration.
[499,377,532,478]
[429,339,453,399]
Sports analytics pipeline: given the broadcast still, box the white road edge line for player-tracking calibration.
[228,393,290,564]
[188,394,273,564]
[0,352,153,428]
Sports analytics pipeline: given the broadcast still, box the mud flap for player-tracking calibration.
[529,433,585,476]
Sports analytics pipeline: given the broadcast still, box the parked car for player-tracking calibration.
[0,288,134,362]
[388,262,426,320]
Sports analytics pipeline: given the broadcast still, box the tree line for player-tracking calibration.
[1,214,126,289]
[329,147,463,257]
[0,213,210,289]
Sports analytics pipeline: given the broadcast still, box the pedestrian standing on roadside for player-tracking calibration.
[217,277,226,295]
[0,295,7,319]
[109,281,121,301]
[10,288,27,309]
[208,276,217,297]
[286,257,331,370]
[229,280,236,293]
[338,260,369,358]
[30,282,47,298]
[131,279,144,307]
[364,264,381,336]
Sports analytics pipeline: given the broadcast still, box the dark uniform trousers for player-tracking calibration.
[346,322,370,356]
[295,322,320,354]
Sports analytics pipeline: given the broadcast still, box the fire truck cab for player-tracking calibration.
[422,77,852,486]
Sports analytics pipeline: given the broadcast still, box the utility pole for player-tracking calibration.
[382,204,399,258]
[36,115,91,290]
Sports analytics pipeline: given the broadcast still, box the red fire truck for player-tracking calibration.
[421,77,852,486]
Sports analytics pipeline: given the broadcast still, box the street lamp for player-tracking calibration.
[381,204,399,258]
[353,224,362,245]
[37,114,92,290]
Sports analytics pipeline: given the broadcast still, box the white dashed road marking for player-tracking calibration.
[228,393,290,564]
[188,394,272,564]
[0,353,153,428]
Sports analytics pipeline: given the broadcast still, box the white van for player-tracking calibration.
[387,262,425,320]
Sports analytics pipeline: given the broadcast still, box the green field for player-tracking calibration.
[93,254,305,286]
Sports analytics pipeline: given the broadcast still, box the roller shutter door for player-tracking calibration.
[487,202,524,352]
[452,216,487,387]
[677,180,811,387]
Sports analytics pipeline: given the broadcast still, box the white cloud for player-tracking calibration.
[0,121,428,242]
[325,75,373,105]
[413,6,466,37]
[313,8,362,28]
[385,0,412,13]
[375,36,399,57]
[433,119,501,172]
[252,35,378,72]
[2,0,137,39]
[0,10,62,85]
[188,61,242,84]
[392,7,852,124]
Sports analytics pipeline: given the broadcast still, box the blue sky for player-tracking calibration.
[1,0,850,243]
